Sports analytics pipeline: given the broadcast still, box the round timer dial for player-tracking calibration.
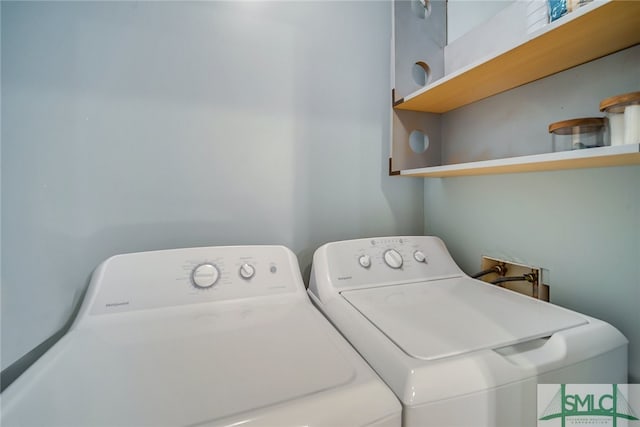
[383,249,403,269]
[191,263,220,289]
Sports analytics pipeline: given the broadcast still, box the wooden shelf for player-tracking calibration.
[400,144,640,177]
[394,0,640,114]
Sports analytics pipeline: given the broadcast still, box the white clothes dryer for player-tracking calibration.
[1,245,401,427]
[308,236,628,427]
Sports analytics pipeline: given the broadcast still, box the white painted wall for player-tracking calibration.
[1,1,424,370]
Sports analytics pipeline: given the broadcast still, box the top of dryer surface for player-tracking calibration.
[3,303,359,426]
[2,245,401,427]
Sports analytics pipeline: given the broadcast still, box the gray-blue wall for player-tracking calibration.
[426,47,640,382]
[1,1,424,370]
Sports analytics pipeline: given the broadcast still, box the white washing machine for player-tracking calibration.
[1,245,401,427]
[308,236,628,427]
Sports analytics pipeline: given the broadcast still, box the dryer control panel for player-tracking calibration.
[312,236,464,291]
[87,245,304,315]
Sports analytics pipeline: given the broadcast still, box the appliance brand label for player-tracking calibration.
[105,301,130,308]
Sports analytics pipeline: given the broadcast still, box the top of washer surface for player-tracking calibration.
[341,277,587,361]
[314,237,588,360]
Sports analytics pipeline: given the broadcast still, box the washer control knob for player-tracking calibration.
[239,263,255,279]
[413,250,427,263]
[358,255,371,268]
[383,249,403,269]
[192,263,219,289]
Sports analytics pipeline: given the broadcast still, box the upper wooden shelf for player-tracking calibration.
[394,0,640,114]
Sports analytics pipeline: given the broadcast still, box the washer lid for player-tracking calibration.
[2,303,357,426]
[341,278,588,361]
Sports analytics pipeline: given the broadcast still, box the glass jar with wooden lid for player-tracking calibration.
[599,91,640,146]
[548,117,606,152]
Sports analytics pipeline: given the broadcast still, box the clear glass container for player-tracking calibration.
[600,91,640,146]
[548,118,606,151]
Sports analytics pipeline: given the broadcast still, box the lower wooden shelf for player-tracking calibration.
[400,144,640,177]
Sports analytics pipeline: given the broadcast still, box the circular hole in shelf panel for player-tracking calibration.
[409,130,430,154]
[412,61,431,87]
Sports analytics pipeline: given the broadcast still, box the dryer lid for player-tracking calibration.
[341,277,587,361]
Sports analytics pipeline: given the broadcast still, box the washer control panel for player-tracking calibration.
[89,245,302,315]
[318,236,464,290]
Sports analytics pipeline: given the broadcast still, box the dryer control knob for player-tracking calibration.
[413,250,427,263]
[358,255,371,268]
[239,263,255,279]
[383,249,403,269]
[192,263,219,289]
